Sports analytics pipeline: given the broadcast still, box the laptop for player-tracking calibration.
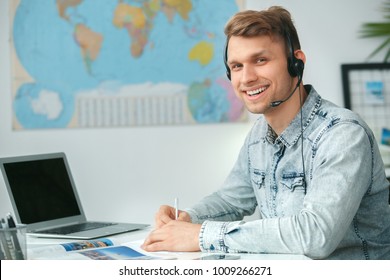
[0,152,149,239]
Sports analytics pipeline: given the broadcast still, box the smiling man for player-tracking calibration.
[142,6,390,259]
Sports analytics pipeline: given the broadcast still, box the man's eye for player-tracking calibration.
[231,64,242,70]
[256,58,267,63]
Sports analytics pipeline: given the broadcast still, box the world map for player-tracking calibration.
[11,0,246,129]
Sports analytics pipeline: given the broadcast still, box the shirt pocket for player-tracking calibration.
[252,169,266,189]
[280,173,305,192]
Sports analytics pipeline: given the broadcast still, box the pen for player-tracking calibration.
[174,197,179,220]
[7,213,25,259]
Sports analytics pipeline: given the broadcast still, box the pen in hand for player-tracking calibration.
[174,197,179,220]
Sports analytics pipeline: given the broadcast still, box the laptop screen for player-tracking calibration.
[2,157,81,224]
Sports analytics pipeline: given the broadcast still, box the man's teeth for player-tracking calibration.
[247,87,267,96]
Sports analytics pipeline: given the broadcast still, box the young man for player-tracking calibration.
[142,6,390,259]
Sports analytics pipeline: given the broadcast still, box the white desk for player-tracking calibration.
[26,227,310,260]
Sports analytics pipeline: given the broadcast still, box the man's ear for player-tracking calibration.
[294,49,306,64]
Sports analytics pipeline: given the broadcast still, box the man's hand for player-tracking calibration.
[154,205,191,229]
[141,220,201,252]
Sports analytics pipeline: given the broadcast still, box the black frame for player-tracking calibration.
[341,63,390,109]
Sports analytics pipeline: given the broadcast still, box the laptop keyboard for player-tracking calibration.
[37,222,117,234]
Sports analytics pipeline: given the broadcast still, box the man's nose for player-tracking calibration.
[241,66,258,84]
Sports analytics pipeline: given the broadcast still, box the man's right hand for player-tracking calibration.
[154,205,191,229]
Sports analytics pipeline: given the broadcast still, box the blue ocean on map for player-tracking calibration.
[12,0,246,129]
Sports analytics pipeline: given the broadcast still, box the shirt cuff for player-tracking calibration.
[199,220,230,253]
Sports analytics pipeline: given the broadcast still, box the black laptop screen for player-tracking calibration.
[3,158,81,224]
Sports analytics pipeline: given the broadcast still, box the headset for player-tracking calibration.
[269,31,304,107]
[285,30,305,79]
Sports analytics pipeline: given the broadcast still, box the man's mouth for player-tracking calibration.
[246,86,268,96]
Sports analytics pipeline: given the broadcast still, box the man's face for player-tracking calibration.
[226,35,293,114]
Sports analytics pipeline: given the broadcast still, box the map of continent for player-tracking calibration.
[11,0,246,129]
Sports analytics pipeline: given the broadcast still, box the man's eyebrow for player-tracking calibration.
[227,50,270,65]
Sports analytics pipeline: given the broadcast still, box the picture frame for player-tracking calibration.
[341,62,390,134]
[341,63,390,167]
[341,63,390,109]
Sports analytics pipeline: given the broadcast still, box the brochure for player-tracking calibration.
[28,237,175,260]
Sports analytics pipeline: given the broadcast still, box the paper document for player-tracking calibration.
[28,237,176,260]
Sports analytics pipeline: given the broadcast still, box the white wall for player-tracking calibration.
[247,0,387,105]
[0,0,385,225]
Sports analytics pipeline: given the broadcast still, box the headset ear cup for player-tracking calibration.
[288,58,304,78]
[295,59,304,78]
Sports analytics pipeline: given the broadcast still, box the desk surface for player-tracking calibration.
[27,227,310,260]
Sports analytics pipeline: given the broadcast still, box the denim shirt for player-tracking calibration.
[186,85,390,259]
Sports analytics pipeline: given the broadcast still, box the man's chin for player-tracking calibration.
[244,103,267,115]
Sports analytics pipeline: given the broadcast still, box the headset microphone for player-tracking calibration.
[269,72,303,107]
